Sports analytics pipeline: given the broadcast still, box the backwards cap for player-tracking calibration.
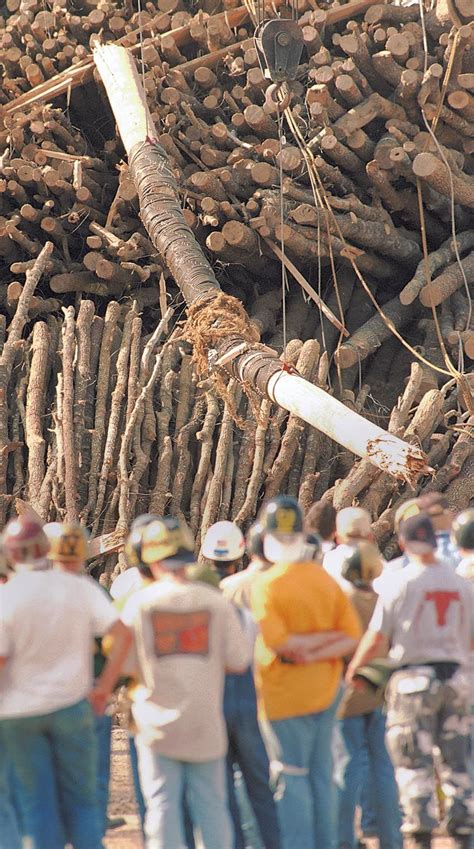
[141,516,194,567]
[336,507,371,540]
[394,499,421,533]
[399,513,436,555]
[2,515,49,567]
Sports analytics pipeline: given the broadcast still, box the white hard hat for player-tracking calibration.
[110,566,143,600]
[201,521,245,562]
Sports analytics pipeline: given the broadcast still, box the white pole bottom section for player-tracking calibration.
[267,371,427,481]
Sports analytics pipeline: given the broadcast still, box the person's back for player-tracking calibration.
[253,560,360,720]
[0,518,120,849]
[0,570,115,717]
[347,514,473,847]
[123,577,248,760]
[375,558,472,668]
[334,545,402,849]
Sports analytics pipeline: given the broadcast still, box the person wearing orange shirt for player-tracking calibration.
[251,496,362,849]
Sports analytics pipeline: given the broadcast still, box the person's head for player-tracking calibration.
[304,501,336,542]
[340,542,383,589]
[398,513,437,563]
[139,516,195,579]
[201,521,245,577]
[246,522,270,567]
[2,515,49,571]
[43,522,89,572]
[336,507,372,545]
[258,495,305,564]
[301,532,323,563]
[451,509,474,556]
[125,514,162,578]
[416,492,454,533]
[394,498,421,535]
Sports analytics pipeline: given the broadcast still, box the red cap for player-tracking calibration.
[2,516,49,565]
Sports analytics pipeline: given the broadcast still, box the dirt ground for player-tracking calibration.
[104,728,458,849]
[104,728,143,849]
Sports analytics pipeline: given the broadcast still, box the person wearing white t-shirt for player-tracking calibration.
[346,513,473,849]
[91,516,250,849]
[0,517,125,849]
[0,550,22,849]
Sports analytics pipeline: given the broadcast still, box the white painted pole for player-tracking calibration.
[267,372,426,480]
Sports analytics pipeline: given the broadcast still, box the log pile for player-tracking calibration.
[0,0,473,576]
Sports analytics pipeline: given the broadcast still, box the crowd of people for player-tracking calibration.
[0,491,472,849]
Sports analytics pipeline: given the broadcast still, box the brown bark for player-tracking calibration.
[420,252,474,307]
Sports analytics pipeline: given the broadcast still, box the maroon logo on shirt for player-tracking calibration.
[151,610,210,658]
[424,591,460,626]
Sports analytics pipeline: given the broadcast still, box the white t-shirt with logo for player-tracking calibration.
[121,578,250,761]
[0,570,118,718]
[369,559,473,666]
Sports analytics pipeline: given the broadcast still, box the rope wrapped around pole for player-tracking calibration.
[93,42,429,484]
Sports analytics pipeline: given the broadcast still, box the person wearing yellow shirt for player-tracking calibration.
[251,496,362,849]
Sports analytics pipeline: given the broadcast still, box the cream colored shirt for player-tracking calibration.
[121,578,250,761]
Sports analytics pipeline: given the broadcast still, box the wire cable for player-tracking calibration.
[277,110,288,352]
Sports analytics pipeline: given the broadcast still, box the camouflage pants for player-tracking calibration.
[385,666,472,836]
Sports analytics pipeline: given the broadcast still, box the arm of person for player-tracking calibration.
[295,633,359,663]
[275,631,357,663]
[345,585,395,684]
[0,607,10,671]
[89,620,133,714]
[224,600,252,674]
[345,629,389,685]
[251,578,289,651]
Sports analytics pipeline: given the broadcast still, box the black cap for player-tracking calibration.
[451,509,474,551]
[399,513,436,554]
[258,495,303,535]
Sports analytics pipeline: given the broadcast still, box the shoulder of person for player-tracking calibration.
[69,571,112,598]
[220,570,247,592]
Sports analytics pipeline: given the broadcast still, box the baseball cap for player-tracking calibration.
[399,513,437,555]
[394,499,421,533]
[336,507,371,540]
[141,516,195,567]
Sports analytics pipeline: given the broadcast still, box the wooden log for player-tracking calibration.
[412,152,474,208]
[335,296,420,368]
[420,252,474,307]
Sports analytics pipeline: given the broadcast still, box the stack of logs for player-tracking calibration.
[0,0,473,576]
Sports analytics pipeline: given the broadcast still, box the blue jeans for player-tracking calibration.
[1,698,103,849]
[359,748,377,835]
[95,713,112,836]
[263,705,337,849]
[226,710,280,849]
[136,738,233,849]
[129,733,147,828]
[0,729,22,849]
[129,734,196,848]
[335,710,402,849]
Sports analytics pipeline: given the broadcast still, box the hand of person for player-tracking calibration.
[345,664,356,686]
[345,666,366,690]
[89,684,110,715]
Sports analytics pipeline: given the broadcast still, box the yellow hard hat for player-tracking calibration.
[44,522,89,563]
[141,517,194,566]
